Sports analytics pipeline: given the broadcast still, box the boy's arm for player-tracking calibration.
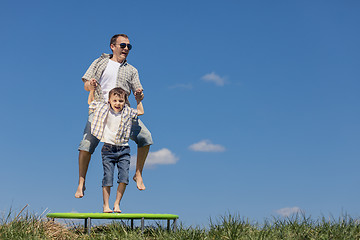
[136,100,144,116]
[88,100,99,112]
[134,89,144,102]
[135,89,144,116]
[87,90,95,105]
[85,79,97,104]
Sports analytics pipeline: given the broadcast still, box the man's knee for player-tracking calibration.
[78,134,100,154]
[137,131,153,148]
[130,119,153,147]
[78,113,100,154]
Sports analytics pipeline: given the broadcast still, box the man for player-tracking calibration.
[75,34,153,198]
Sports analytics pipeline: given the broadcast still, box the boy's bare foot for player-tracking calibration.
[113,206,122,213]
[75,185,86,198]
[103,206,113,213]
[133,174,145,190]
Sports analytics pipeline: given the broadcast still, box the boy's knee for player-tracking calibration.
[102,176,113,187]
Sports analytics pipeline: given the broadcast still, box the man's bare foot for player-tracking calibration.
[75,185,86,198]
[103,206,113,213]
[133,174,146,190]
[113,206,122,213]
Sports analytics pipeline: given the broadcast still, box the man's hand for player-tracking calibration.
[135,89,144,102]
[89,79,98,90]
[85,78,98,91]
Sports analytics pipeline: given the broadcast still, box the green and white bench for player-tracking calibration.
[46,212,179,234]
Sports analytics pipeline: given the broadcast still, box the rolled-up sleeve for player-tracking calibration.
[130,68,143,93]
[88,101,99,113]
[82,59,98,83]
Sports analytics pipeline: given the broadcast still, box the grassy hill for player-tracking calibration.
[1,206,360,239]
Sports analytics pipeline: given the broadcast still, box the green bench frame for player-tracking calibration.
[46,212,179,234]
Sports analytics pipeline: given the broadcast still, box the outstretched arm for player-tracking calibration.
[84,78,98,92]
[85,79,98,104]
[136,101,144,116]
[134,88,144,101]
[135,89,144,116]
[87,90,95,104]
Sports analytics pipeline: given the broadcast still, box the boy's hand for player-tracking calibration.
[85,78,98,91]
[135,89,144,102]
[89,79,98,90]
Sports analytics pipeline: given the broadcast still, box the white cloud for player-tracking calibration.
[275,207,303,217]
[131,148,179,169]
[169,83,193,90]
[201,72,227,86]
[188,140,226,152]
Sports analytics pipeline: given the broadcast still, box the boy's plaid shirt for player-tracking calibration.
[82,53,143,102]
[89,101,138,144]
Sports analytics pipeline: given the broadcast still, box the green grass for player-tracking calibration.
[1,206,360,239]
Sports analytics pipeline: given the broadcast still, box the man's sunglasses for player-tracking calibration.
[115,43,132,50]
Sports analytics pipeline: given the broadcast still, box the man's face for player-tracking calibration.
[109,94,126,113]
[110,36,131,62]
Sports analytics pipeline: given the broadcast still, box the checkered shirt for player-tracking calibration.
[82,53,143,102]
[89,101,138,144]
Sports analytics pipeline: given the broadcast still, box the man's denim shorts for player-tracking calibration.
[101,144,130,186]
[78,113,153,154]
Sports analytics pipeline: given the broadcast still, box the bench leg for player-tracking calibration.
[84,217,91,234]
[88,218,91,234]
[167,219,170,231]
[141,217,145,232]
[131,219,134,229]
[173,218,177,232]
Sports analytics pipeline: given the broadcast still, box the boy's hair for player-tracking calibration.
[110,34,129,47]
[109,87,128,101]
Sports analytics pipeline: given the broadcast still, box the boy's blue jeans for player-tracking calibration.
[78,113,153,154]
[101,143,130,187]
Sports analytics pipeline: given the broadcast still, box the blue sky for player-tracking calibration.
[0,0,359,227]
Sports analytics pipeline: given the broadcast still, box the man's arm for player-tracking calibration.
[82,56,103,90]
[130,68,144,99]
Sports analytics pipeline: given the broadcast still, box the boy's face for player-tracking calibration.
[109,94,126,113]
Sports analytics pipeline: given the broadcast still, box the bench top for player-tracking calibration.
[47,212,179,220]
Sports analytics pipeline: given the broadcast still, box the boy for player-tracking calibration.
[89,86,144,213]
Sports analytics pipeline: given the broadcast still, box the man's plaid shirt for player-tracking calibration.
[89,101,138,144]
[82,53,143,102]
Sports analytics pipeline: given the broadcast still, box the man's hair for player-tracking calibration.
[109,87,128,101]
[110,34,129,46]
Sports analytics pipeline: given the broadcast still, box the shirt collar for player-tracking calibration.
[103,53,128,66]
